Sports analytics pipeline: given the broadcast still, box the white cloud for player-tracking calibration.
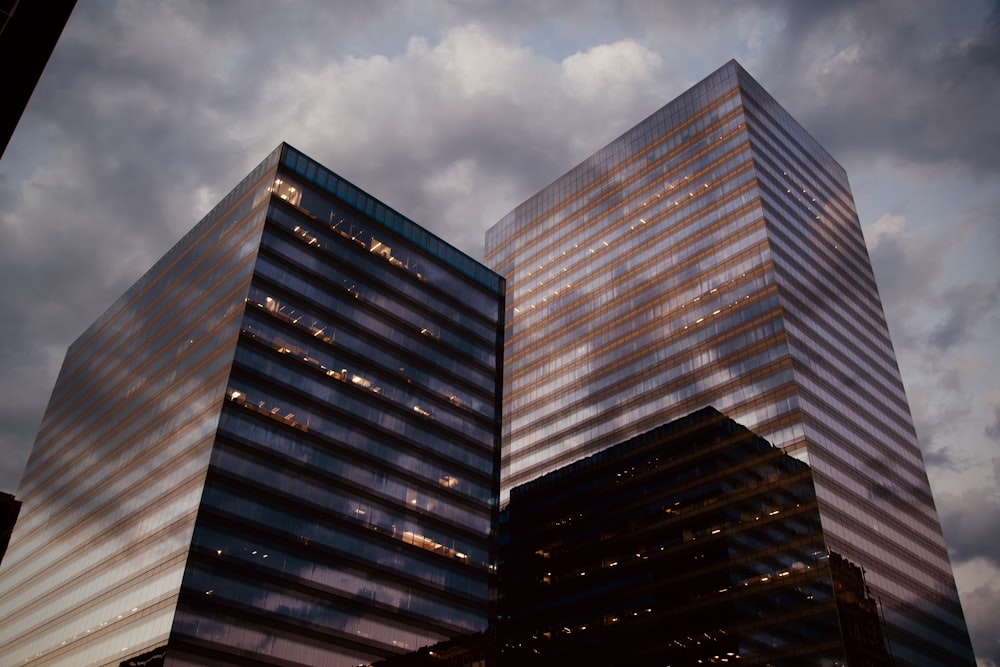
[866,212,906,251]
[827,42,862,70]
[562,39,662,104]
[429,25,539,99]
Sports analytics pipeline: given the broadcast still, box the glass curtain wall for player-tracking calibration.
[485,60,975,666]
[735,68,973,666]
[166,146,505,666]
[0,148,280,667]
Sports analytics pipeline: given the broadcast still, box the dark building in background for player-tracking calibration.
[0,0,77,157]
[498,407,892,666]
[0,492,20,565]
[0,144,504,667]
[486,60,975,665]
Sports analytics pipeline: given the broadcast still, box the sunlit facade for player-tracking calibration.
[0,144,504,667]
[485,60,974,666]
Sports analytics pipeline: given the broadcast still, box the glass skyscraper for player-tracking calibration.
[485,60,974,666]
[0,144,504,667]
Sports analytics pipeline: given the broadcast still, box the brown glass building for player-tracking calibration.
[0,144,504,667]
[486,60,974,666]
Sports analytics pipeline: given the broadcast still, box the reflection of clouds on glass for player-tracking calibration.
[189,525,485,633]
[178,561,452,659]
[0,187,264,664]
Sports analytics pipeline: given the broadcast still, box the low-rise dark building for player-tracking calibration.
[498,407,892,666]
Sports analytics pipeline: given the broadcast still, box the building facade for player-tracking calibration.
[499,407,893,666]
[0,144,504,667]
[485,60,974,666]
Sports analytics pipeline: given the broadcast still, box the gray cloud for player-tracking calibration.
[963,580,1000,667]
[988,407,1000,442]
[928,281,1000,350]
[937,482,1000,665]
[910,382,977,475]
[749,0,1000,174]
[938,486,1000,567]
[867,213,947,347]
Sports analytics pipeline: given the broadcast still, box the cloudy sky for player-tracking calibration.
[2,0,997,662]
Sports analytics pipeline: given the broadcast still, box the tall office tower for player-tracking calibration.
[0,144,504,667]
[485,60,974,666]
[499,407,893,666]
